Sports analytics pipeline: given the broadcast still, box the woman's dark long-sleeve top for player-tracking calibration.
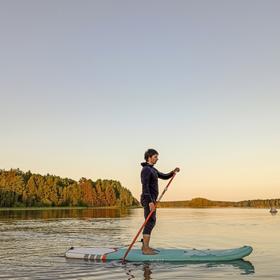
[140,162,174,204]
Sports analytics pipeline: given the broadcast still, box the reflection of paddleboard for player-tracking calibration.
[139,260,255,276]
[205,260,255,275]
[65,245,253,262]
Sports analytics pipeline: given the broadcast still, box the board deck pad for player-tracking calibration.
[65,245,253,262]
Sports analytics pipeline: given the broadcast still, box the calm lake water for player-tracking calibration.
[0,208,279,279]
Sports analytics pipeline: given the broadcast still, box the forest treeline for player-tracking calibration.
[158,197,280,208]
[1,169,278,209]
[0,169,139,208]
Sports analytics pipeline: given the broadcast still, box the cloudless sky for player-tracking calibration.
[0,0,279,201]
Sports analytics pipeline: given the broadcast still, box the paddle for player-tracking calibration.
[121,172,177,263]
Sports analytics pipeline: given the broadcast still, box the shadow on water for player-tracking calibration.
[0,208,131,220]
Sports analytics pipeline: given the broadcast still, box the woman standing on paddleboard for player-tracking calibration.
[140,149,180,255]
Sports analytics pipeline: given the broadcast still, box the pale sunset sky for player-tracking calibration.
[0,0,279,201]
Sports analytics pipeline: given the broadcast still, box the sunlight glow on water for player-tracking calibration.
[0,208,279,279]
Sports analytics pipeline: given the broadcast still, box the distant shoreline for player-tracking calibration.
[157,197,279,209]
[0,204,277,210]
[157,206,273,209]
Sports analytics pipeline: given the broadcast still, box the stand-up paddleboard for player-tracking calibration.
[65,245,253,262]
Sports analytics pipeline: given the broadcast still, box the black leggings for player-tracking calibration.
[141,199,156,235]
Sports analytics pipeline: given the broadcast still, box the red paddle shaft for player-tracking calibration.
[121,172,177,263]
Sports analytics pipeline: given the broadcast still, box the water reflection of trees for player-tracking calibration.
[0,208,130,220]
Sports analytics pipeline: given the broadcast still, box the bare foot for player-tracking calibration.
[142,247,158,255]
[142,246,159,252]
[141,246,159,252]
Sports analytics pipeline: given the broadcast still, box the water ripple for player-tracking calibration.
[0,208,279,279]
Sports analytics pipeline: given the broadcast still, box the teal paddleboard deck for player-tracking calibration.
[65,245,253,262]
